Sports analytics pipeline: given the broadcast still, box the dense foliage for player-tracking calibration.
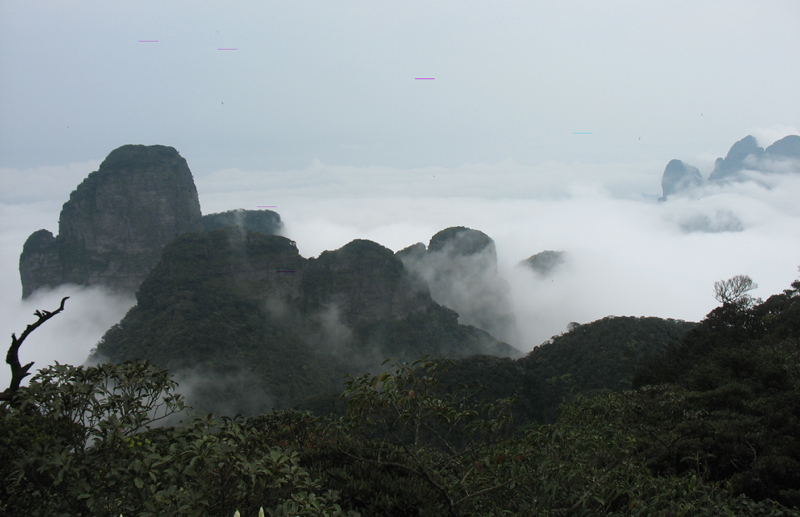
[627,275,800,507]
[0,362,356,516]
[4,356,797,515]
[3,273,798,515]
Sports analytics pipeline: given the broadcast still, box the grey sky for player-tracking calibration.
[1,1,798,171]
[1,1,799,389]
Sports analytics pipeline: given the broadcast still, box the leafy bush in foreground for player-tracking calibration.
[2,358,797,516]
[0,362,355,516]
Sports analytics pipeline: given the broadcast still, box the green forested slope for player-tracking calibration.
[93,228,517,414]
[5,275,800,515]
[625,278,800,507]
[432,316,695,425]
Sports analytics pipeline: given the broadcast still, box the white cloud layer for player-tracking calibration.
[2,156,798,390]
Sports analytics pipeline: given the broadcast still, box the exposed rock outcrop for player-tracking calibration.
[397,227,519,346]
[659,159,703,200]
[19,230,62,294]
[19,144,203,298]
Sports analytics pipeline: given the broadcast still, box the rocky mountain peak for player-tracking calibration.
[764,134,800,159]
[201,208,283,236]
[302,239,432,326]
[708,135,765,181]
[659,159,703,200]
[658,134,800,200]
[519,250,567,277]
[428,226,496,259]
[397,227,518,345]
[19,144,203,298]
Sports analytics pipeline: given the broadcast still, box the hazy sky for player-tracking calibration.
[1,1,799,389]
[1,1,799,171]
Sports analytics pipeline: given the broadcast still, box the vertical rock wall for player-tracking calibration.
[19,144,203,298]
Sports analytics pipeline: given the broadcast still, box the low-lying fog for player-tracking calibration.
[2,153,799,389]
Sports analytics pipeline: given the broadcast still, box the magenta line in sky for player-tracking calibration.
[415,78,435,80]
[218,48,237,50]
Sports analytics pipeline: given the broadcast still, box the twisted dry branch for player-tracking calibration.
[0,296,69,404]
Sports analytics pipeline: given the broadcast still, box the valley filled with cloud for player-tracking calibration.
[2,139,799,388]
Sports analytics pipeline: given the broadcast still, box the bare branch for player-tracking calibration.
[1,296,69,404]
[714,275,758,307]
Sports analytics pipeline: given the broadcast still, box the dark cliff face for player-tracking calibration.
[660,159,703,200]
[397,227,519,346]
[19,230,62,295]
[19,144,203,298]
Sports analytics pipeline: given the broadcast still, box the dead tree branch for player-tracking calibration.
[0,296,69,404]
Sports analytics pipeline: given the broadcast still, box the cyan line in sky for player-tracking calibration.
[415,78,435,80]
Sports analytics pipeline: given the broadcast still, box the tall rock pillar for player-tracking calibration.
[20,144,203,298]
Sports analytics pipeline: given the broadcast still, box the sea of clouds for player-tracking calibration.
[2,153,799,389]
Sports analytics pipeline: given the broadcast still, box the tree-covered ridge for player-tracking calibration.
[519,315,695,421]
[431,316,695,425]
[623,275,800,507]
[201,209,283,236]
[93,228,518,414]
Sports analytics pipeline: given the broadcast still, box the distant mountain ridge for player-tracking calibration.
[17,144,525,414]
[659,134,800,200]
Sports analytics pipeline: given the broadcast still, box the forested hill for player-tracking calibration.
[298,315,696,424]
[427,315,695,424]
[6,267,799,513]
[622,276,800,506]
[92,227,518,415]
